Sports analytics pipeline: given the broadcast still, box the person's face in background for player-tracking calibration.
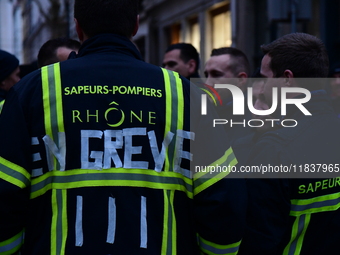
[1,67,20,91]
[260,54,290,109]
[204,54,236,83]
[260,54,276,108]
[204,54,240,103]
[163,49,194,78]
[251,78,274,133]
[56,47,79,62]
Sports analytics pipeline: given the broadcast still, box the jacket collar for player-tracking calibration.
[77,33,143,61]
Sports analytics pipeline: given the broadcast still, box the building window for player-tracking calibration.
[165,17,200,52]
[211,3,232,49]
[168,23,181,45]
[189,16,200,54]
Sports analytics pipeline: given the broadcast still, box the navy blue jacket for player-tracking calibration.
[239,91,340,254]
[0,34,246,255]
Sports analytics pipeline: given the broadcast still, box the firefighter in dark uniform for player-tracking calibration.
[239,33,340,254]
[0,49,20,112]
[0,1,246,254]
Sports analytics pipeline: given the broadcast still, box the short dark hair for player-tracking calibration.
[37,37,81,67]
[74,0,139,38]
[261,33,329,78]
[165,43,200,72]
[211,47,250,76]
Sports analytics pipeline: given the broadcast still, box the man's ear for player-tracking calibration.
[132,15,140,37]
[75,18,84,42]
[237,72,248,91]
[187,59,197,75]
[283,69,294,87]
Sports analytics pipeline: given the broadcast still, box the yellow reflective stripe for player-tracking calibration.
[193,148,238,195]
[172,72,184,173]
[42,66,53,139]
[41,63,65,171]
[31,168,193,199]
[161,68,184,173]
[161,190,176,255]
[0,230,24,255]
[0,156,30,188]
[174,72,184,132]
[170,190,177,254]
[51,189,67,255]
[200,88,217,106]
[162,68,172,172]
[194,147,234,179]
[51,190,57,254]
[166,70,177,172]
[0,100,5,114]
[290,192,340,216]
[283,214,311,255]
[61,189,68,254]
[42,63,67,254]
[161,190,169,254]
[53,64,65,133]
[198,235,241,255]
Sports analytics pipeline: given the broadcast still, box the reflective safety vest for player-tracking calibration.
[0,57,243,255]
[283,180,340,255]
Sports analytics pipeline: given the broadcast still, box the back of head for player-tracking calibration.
[261,33,329,78]
[165,43,200,71]
[38,37,81,67]
[211,47,250,76]
[0,49,19,83]
[74,0,139,38]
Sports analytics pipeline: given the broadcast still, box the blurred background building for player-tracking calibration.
[1,0,340,75]
[0,0,75,65]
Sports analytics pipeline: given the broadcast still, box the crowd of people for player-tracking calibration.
[0,0,339,254]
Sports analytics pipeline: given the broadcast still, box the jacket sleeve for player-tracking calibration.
[190,83,247,255]
[194,178,247,255]
[238,140,291,254]
[0,84,32,254]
